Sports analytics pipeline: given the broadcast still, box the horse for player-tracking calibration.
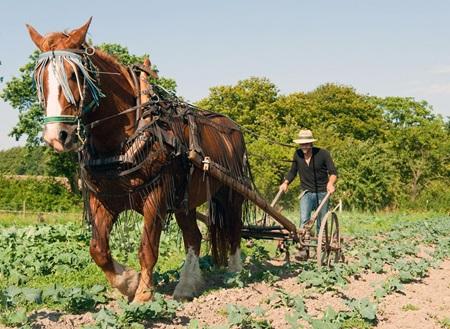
[26,18,251,302]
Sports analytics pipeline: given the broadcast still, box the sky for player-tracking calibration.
[1,0,450,150]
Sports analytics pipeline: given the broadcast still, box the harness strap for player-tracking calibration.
[43,98,99,124]
[85,100,156,130]
[132,63,159,79]
[188,115,203,155]
[128,66,141,127]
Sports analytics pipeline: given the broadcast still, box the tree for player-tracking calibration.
[0,147,48,175]
[196,77,297,202]
[377,97,450,201]
[197,77,278,132]
[197,79,450,211]
[1,51,43,146]
[97,43,177,93]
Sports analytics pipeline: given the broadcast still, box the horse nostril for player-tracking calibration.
[59,130,68,143]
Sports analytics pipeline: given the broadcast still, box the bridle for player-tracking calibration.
[34,47,104,142]
[33,47,188,154]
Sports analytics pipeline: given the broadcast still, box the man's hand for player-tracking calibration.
[279,181,289,193]
[327,175,337,194]
[327,182,335,194]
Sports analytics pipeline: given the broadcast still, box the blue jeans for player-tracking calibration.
[300,191,329,232]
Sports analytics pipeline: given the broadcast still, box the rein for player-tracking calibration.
[85,99,157,130]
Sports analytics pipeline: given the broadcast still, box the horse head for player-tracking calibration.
[27,18,105,152]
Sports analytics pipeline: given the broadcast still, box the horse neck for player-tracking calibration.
[86,55,137,154]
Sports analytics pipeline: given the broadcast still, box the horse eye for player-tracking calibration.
[70,72,77,81]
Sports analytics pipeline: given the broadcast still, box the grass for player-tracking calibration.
[439,317,450,329]
[342,317,373,329]
[278,208,448,235]
[338,210,447,235]
[0,211,82,227]
[401,303,419,311]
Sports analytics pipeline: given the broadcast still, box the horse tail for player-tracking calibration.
[209,196,230,267]
[208,187,245,267]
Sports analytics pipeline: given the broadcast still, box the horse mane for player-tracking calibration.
[94,49,132,79]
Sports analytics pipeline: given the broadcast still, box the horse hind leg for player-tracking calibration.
[89,200,140,301]
[209,187,244,272]
[227,190,244,272]
[173,209,204,300]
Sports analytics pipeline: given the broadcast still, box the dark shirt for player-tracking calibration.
[285,147,337,193]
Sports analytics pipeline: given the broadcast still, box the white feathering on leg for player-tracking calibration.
[111,260,140,299]
[173,247,203,299]
[228,247,243,272]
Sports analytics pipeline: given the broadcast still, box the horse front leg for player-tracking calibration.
[89,197,140,300]
[173,209,204,300]
[132,189,164,303]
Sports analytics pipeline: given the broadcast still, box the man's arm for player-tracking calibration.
[327,174,337,194]
[280,152,298,192]
[324,150,338,194]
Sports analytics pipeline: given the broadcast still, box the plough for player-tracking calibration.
[188,150,343,268]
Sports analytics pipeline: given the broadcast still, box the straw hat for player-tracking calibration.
[293,129,317,144]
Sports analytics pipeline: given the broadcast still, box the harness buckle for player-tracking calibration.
[202,156,211,171]
[76,119,86,145]
[84,47,96,56]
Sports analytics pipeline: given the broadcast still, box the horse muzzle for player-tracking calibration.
[43,123,80,152]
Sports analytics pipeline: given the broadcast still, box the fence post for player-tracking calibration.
[339,199,342,213]
[22,200,26,219]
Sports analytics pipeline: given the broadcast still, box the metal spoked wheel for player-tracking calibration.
[316,211,342,268]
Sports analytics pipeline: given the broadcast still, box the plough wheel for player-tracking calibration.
[316,211,342,268]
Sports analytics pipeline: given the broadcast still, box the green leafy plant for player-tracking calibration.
[226,304,273,329]
[344,298,377,323]
[88,293,180,329]
[297,266,348,292]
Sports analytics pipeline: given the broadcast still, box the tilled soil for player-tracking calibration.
[22,258,450,329]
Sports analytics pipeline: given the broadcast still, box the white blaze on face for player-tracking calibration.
[43,64,65,150]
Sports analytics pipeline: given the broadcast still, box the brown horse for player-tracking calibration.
[27,18,250,302]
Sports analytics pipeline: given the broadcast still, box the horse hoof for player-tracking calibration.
[132,291,153,303]
[173,282,201,301]
[113,269,140,299]
[173,290,195,301]
[174,295,194,302]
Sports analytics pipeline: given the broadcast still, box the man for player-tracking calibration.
[279,129,337,232]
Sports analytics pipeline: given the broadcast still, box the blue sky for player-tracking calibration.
[1,0,450,149]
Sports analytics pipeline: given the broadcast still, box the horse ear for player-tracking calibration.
[26,24,45,51]
[68,17,92,47]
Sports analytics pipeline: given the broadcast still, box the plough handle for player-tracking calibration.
[270,189,284,208]
[310,192,331,222]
